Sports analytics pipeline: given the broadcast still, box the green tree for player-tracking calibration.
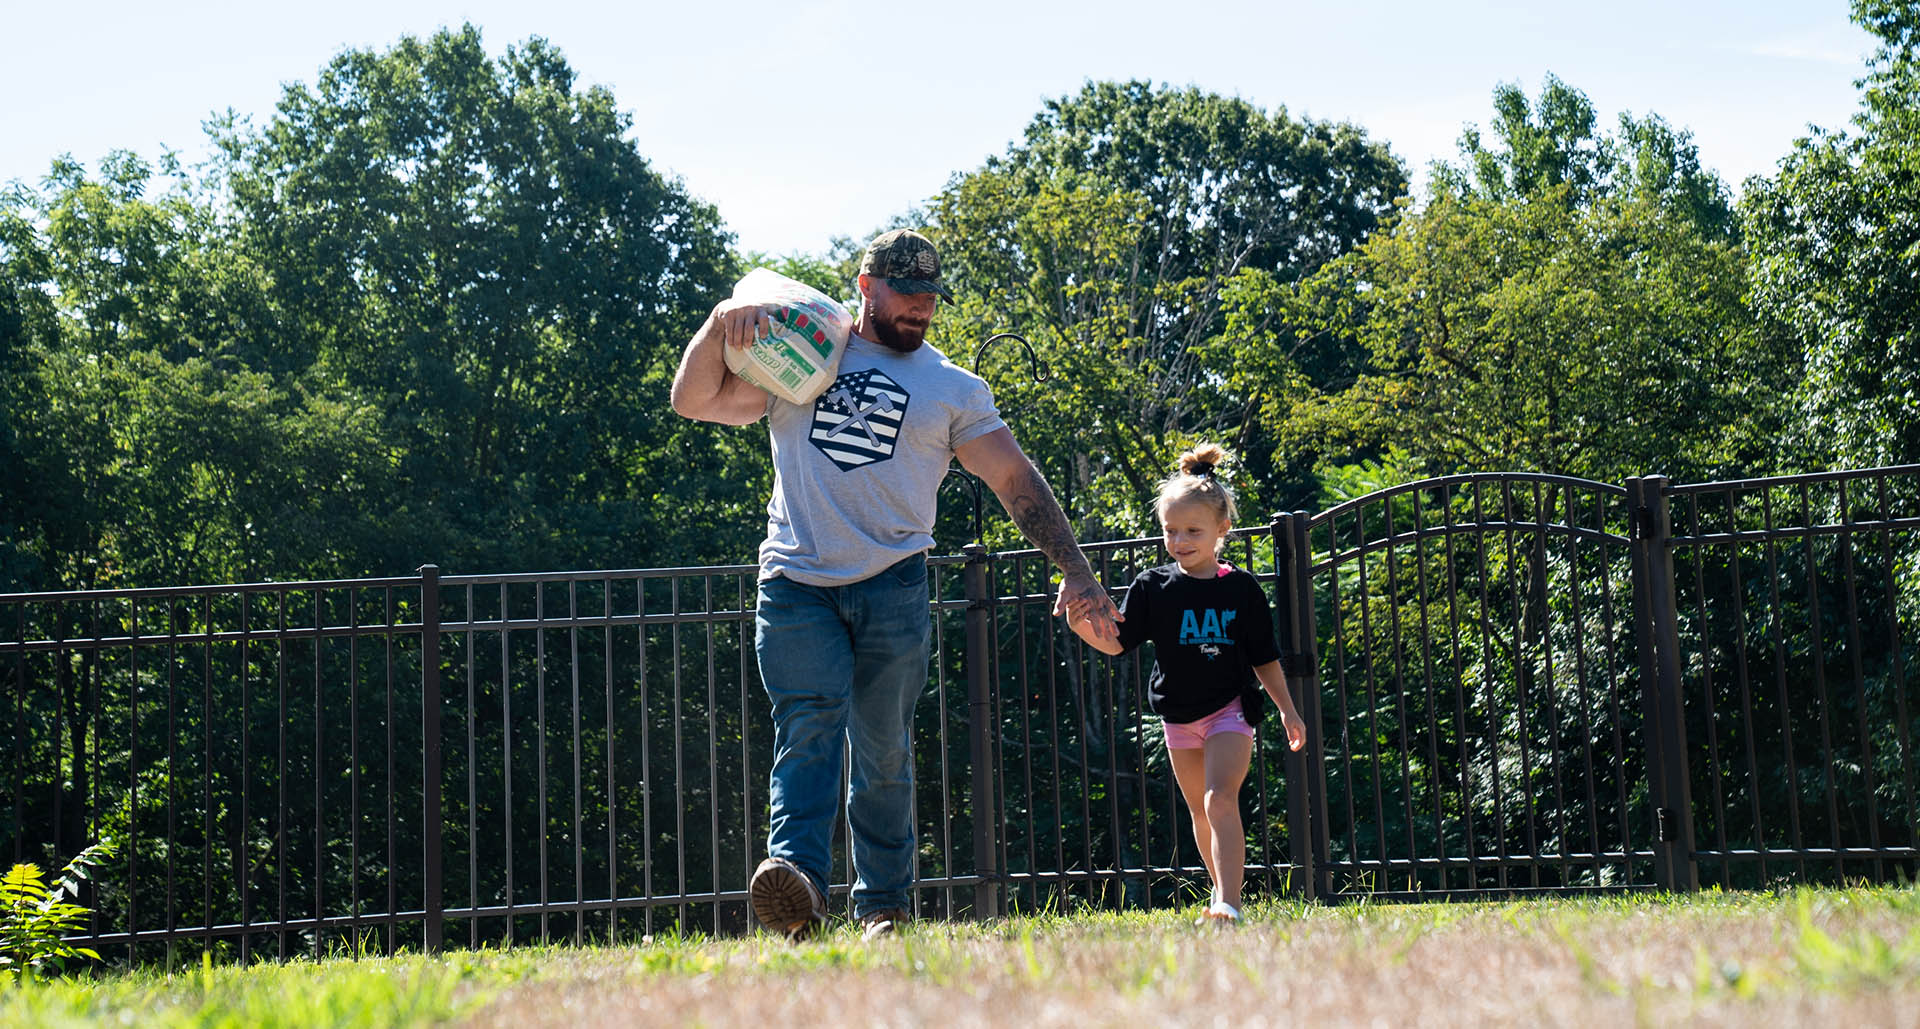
[214,25,745,573]
[1444,74,1611,203]
[2,155,392,591]
[930,82,1406,537]
[2,157,405,875]
[0,181,59,588]
[1745,0,1920,468]
[1286,77,1774,485]
[1442,74,1738,237]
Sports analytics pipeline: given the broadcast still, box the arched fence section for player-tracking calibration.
[3,466,1916,961]
[1661,469,1920,887]
[1283,474,1649,898]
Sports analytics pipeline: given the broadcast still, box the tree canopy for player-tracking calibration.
[929,82,1406,538]
[215,26,745,573]
[2,26,755,591]
[1744,0,1920,469]
[1278,76,1774,486]
[2,11,1914,591]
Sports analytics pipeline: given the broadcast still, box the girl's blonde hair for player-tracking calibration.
[1155,443,1238,529]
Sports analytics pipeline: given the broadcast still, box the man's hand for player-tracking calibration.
[711,298,773,351]
[671,298,776,425]
[1052,571,1121,642]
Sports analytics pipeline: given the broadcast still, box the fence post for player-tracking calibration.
[418,564,445,951]
[961,544,1001,918]
[1626,479,1698,892]
[1276,513,1329,901]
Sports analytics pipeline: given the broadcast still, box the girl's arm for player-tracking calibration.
[1068,611,1125,655]
[1252,660,1307,752]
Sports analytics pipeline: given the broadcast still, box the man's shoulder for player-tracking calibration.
[896,341,985,388]
[839,343,992,396]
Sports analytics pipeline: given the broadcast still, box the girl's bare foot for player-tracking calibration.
[1201,900,1240,925]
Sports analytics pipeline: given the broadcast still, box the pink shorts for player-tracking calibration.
[1162,697,1255,750]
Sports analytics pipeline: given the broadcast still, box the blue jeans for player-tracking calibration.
[755,553,930,917]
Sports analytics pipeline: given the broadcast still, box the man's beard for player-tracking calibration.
[869,310,927,352]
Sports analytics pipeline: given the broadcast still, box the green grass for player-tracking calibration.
[6,886,1919,1027]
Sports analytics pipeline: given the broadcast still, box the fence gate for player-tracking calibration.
[1657,469,1920,887]
[1271,467,1920,901]
[1274,474,1658,899]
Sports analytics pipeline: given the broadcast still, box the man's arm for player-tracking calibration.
[670,300,776,426]
[955,428,1121,641]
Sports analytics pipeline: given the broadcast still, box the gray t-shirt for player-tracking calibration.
[758,334,1006,586]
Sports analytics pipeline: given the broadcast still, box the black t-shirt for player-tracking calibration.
[1114,563,1291,724]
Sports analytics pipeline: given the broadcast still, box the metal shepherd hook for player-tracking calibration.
[942,333,1051,547]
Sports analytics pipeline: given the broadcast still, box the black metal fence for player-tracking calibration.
[1280,473,1648,898]
[4,466,1917,961]
[1276,467,1920,898]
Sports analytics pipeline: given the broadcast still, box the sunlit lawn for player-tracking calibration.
[6,886,1919,1027]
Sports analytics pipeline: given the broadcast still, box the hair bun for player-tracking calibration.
[1159,443,1237,526]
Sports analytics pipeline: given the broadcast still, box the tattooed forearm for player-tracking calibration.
[1001,463,1096,581]
[991,458,1120,635]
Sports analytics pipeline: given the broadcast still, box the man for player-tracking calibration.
[670,229,1121,940]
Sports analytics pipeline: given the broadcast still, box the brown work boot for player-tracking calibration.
[859,907,912,941]
[750,857,827,940]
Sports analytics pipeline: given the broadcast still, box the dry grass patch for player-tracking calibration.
[459,887,1920,1028]
[4,887,1914,1027]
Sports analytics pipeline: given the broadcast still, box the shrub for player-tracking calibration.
[1,841,115,984]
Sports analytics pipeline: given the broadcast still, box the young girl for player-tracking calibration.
[1068,444,1308,924]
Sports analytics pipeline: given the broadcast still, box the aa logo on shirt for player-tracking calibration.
[1180,608,1238,659]
[811,368,910,471]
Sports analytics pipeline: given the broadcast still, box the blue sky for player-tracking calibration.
[1,1,1876,256]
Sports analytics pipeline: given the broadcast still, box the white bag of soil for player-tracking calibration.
[723,268,854,405]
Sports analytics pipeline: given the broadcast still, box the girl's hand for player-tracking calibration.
[1052,571,1121,641]
[1279,706,1307,752]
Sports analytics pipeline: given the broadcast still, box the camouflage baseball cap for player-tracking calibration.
[859,229,955,302]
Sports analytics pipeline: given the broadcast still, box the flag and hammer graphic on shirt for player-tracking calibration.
[809,368,910,470]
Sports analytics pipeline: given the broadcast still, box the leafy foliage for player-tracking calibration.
[212,25,742,573]
[1744,0,1920,468]
[930,82,1407,538]
[1,155,385,590]
[1,840,113,984]
[1286,77,1779,484]
[1,26,749,592]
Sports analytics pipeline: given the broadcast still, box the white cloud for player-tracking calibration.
[1733,23,1874,66]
